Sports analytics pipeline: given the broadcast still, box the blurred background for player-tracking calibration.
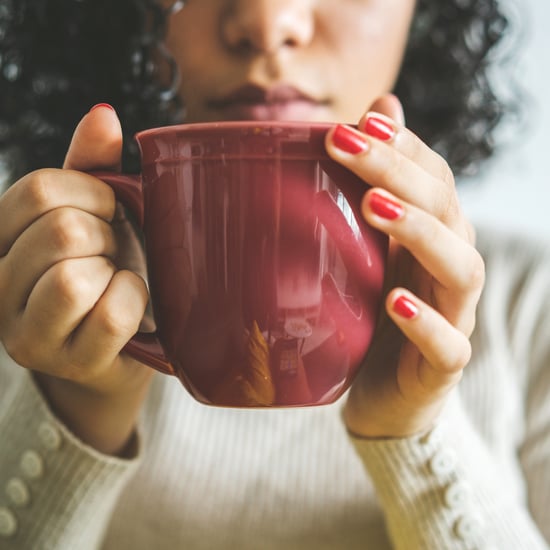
[459,0,550,241]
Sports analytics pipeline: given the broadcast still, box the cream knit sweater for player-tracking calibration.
[1,228,549,550]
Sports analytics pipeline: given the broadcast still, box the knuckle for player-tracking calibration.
[21,169,59,213]
[451,337,472,373]
[50,261,98,307]
[99,303,139,340]
[433,161,459,222]
[383,148,407,185]
[3,329,34,367]
[439,157,455,188]
[460,249,486,292]
[49,209,89,253]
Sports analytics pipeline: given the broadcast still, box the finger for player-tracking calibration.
[359,112,454,186]
[387,288,471,394]
[368,93,405,125]
[325,124,448,217]
[63,103,123,171]
[362,188,485,294]
[6,257,116,374]
[326,125,440,211]
[1,208,117,316]
[0,169,116,255]
[68,269,148,378]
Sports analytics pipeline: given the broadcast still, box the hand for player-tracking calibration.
[325,95,485,438]
[0,105,152,454]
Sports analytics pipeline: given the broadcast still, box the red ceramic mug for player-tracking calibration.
[94,121,387,407]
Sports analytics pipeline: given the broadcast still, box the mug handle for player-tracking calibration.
[89,171,175,376]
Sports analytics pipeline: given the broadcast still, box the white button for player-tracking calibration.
[20,450,44,479]
[429,449,457,477]
[454,515,482,542]
[38,422,62,451]
[420,422,445,447]
[0,507,17,537]
[6,478,30,507]
[444,480,471,510]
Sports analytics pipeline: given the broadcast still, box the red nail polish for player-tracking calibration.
[332,125,369,154]
[368,192,404,220]
[364,116,395,141]
[393,295,418,319]
[89,103,115,113]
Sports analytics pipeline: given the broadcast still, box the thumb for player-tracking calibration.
[63,103,123,171]
[367,93,405,126]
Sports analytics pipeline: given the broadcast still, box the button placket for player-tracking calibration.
[0,507,17,538]
[454,515,483,542]
[5,478,30,508]
[419,423,486,548]
[429,449,457,477]
[0,423,64,539]
[20,450,44,480]
[444,480,472,510]
[38,422,62,451]
[419,422,445,448]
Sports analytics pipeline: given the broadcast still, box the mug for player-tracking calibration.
[95,121,387,407]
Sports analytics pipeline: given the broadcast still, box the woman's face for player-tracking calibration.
[162,0,416,124]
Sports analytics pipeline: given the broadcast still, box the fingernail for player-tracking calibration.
[393,294,419,319]
[332,124,369,155]
[368,191,404,220]
[89,103,115,113]
[364,115,395,141]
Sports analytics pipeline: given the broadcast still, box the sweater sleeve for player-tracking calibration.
[0,347,142,550]
[347,231,550,550]
[349,392,548,550]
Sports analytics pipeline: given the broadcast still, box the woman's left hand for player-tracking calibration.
[325,94,485,438]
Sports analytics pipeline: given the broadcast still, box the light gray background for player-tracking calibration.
[459,0,550,240]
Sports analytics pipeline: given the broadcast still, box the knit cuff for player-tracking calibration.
[348,392,547,550]
[0,364,142,549]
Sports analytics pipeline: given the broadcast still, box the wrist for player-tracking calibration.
[343,387,445,440]
[33,368,151,457]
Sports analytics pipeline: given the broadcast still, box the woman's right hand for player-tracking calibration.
[0,105,152,456]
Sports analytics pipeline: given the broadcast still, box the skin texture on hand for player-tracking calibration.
[0,106,153,456]
[326,96,484,438]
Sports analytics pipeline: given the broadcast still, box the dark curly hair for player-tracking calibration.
[0,0,512,181]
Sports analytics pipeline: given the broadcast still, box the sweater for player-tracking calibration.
[1,227,549,550]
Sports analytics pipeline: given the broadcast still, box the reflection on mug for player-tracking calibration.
[210,321,275,407]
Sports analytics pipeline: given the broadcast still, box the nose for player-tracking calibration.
[220,0,314,55]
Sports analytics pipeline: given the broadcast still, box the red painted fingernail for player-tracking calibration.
[364,115,395,141]
[393,294,419,319]
[368,191,404,220]
[332,124,369,154]
[89,103,115,113]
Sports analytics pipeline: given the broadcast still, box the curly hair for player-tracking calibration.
[0,0,511,180]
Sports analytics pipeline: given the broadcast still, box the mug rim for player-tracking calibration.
[135,120,335,141]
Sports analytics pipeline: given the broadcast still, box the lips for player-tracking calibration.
[208,84,329,121]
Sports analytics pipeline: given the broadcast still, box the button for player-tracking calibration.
[419,423,445,447]
[6,478,30,507]
[38,422,62,451]
[0,507,17,537]
[429,449,457,477]
[20,450,44,479]
[444,480,471,510]
[454,515,482,542]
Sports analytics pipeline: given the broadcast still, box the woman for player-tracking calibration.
[0,0,549,548]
